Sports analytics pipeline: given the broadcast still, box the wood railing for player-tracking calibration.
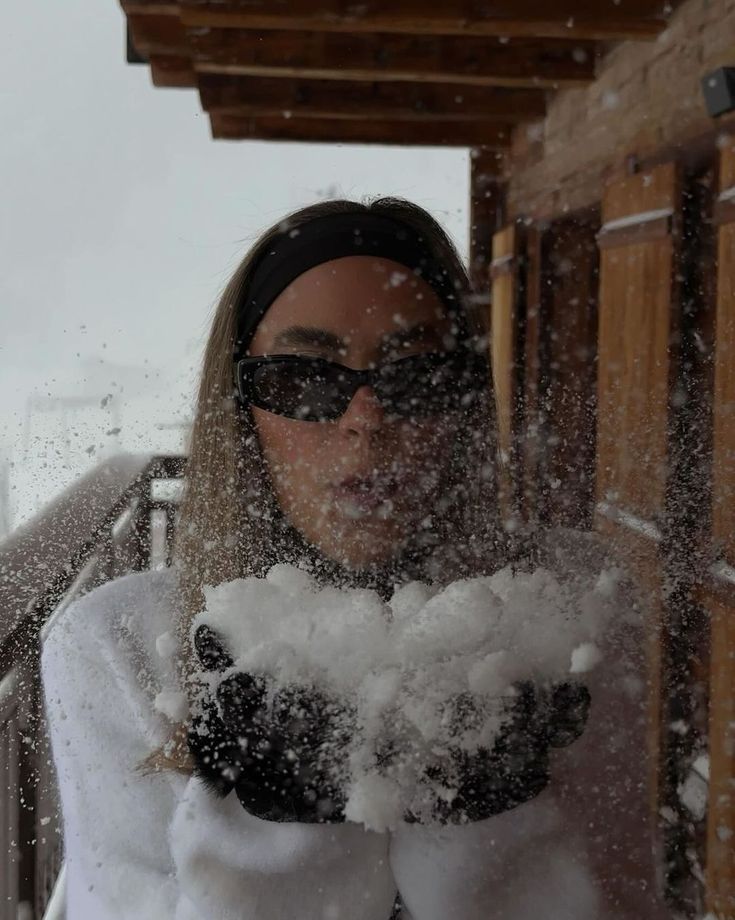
[0,454,185,920]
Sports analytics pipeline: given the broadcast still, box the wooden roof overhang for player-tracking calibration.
[120,1,677,148]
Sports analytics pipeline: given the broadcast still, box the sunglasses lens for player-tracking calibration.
[250,362,346,421]
[377,353,483,416]
[244,352,487,421]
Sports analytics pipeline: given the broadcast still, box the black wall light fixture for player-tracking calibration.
[702,67,735,118]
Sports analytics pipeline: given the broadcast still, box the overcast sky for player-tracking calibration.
[0,1,469,530]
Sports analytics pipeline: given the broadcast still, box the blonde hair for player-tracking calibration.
[137,196,505,776]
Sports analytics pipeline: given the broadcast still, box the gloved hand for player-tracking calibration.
[396,681,591,825]
[187,623,355,823]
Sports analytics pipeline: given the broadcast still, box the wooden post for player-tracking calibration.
[469,148,505,310]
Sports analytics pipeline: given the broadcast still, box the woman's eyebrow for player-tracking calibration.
[271,326,345,351]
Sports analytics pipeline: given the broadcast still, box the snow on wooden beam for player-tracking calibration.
[189,29,596,90]
[198,73,547,123]
[209,112,511,147]
[174,0,671,42]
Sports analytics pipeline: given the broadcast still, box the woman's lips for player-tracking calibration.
[331,474,399,511]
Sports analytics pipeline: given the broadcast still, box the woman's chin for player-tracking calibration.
[310,519,413,570]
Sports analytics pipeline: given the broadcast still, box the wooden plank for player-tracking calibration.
[150,54,196,87]
[123,2,179,10]
[595,165,681,879]
[189,29,597,89]
[490,224,523,518]
[198,73,547,122]
[521,224,549,526]
[601,161,679,226]
[721,134,735,191]
[712,142,735,569]
[715,198,735,226]
[595,161,723,910]
[469,148,505,300]
[594,514,665,816]
[172,0,671,41]
[522,225,544,523]
[540,214,599,528]
[597,236,674,520]
[127,10,188,56]
[597,164,680,524]
[209,112,510,147]
[597,215,672,249]
[704,138,735,919]
[705,589,735,919]
[0,716,21,918]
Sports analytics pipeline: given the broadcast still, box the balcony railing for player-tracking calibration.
[0,454,185,920]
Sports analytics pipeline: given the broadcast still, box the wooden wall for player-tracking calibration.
[489,141,733,916]
[703,140,735,920]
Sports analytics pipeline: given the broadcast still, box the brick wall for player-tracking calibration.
[506,0,735,220]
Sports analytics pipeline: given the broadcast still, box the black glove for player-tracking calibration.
[402,680,591,825]
[187,624,354,823]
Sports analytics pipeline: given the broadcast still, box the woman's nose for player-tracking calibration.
[337,384,385,434]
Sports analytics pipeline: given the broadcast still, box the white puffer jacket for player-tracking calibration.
[41,530,669,919]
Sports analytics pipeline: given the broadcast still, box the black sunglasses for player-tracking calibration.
[234,350,489,422]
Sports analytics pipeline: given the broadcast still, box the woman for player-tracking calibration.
[41,197,666,919]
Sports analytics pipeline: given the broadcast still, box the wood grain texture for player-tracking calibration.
[704,590,735,919]
[127,10,188,55]
[523,225,544,521]
[490,224,522,518]
[595,166,682,877]
[703,143,735,918]
[189,29,597,89]
[594,512,665,817]
[719,135,735,193]
[597,215,671,249]
[469,148,504,301]
[601,161,679,226]
[542,215,599,528]
[712,160,735,567]
[198,73,546,122]
[174,0,671,41]
[597,164,680,524]
[209,112,510,146]
[151,54,196,87]
[597,239,674,520]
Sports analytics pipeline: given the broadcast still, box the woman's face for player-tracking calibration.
[247,255,463,569]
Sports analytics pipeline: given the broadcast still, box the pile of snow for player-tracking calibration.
[191,559,624,830]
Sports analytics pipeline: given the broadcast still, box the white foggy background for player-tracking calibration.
[0,2,469,536]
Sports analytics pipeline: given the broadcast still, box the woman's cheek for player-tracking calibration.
[252,414,319,511]
[397,416,458,470]
[280,438,327,509]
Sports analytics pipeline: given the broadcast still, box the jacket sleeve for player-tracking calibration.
[169,775,396,919]
[41,584,182,920]
[389,793,602,920]
[388,612,670,920]
[41,576,397,920]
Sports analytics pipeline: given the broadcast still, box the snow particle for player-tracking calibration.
[570,643,603,674]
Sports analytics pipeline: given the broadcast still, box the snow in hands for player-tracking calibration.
[189,560,622,831]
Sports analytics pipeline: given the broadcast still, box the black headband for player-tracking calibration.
[233,211,468,360]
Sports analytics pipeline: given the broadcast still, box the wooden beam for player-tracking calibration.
[150,54,197,88]
[469,148,505,297]
[127,10,188,56]
[169,0,672,41]
[210,112,510,147]
[198,73,546,122]
[189,29,597,89]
